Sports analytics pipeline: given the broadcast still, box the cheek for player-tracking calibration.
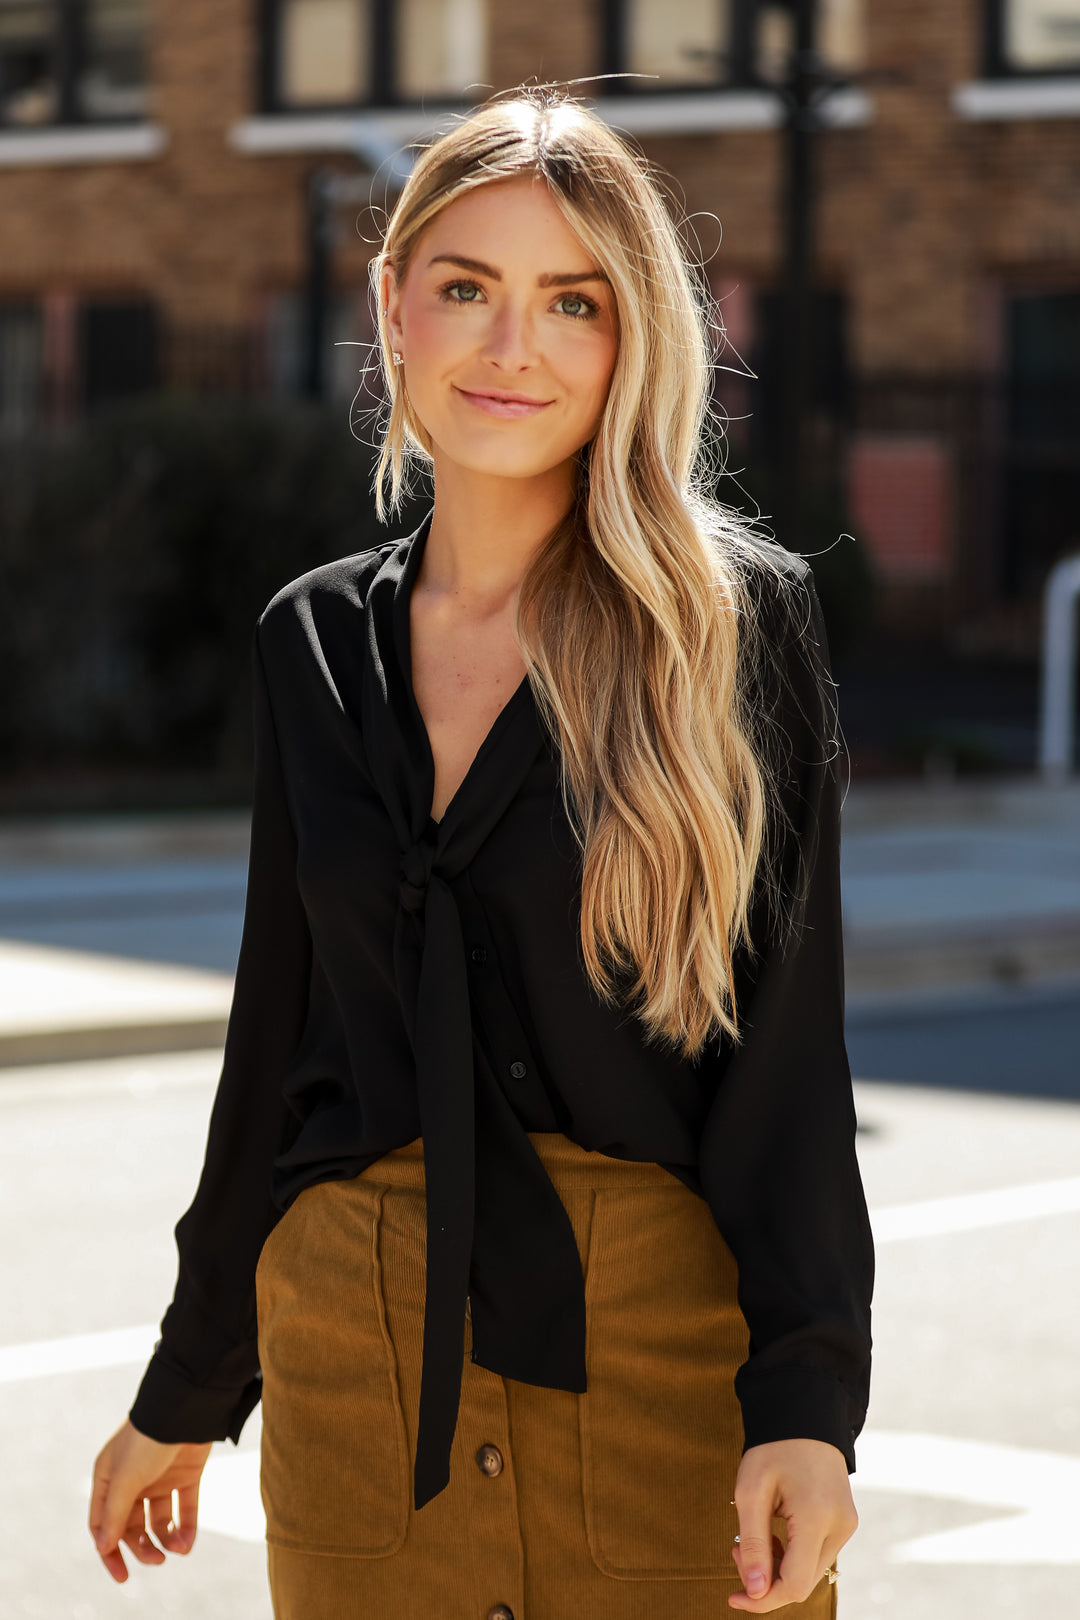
[403,303,469,371]
[561,334,618,420]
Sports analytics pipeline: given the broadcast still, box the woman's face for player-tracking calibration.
[381,175,619,484]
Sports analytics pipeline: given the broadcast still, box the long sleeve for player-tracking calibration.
[698,567,874,1473]
[128,621,313,1445]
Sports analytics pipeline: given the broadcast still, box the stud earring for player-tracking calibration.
[392,351,404,366]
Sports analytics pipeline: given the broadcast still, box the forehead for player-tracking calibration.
[419,175,593,261]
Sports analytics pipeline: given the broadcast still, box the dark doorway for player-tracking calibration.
[1002,291,1080,600]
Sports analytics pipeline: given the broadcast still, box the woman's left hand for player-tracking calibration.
[728,1438,858,1612]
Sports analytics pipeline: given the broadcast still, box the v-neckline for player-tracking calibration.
[393,512,533,833]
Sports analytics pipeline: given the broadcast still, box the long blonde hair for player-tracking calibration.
[369,87,835,1062]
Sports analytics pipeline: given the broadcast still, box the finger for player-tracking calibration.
[96,1544,130,1584]
[94,1470,140,1564]
[773,1517,827,1605]
[173,1480,201,1552]
[729,1530,828,1613]
[120,1504,166,1567]
[147,1491,186,1553]
[88,1458,110,1542]
[729,1541,784,1613]
[731,1485,777,1602]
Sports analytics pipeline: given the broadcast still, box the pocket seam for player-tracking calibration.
[578,1186,742,1582]
[259,1182,411,1559]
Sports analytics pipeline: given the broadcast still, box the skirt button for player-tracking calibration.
[476,1443,504,1477]
[487,1608,514,1620]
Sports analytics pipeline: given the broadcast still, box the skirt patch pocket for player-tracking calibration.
[578,1182,750,1579]
[256,1177,410,1557]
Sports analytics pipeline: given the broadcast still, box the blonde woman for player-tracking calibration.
[89,90,873,1619]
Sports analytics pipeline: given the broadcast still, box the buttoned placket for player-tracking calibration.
[456,876,562,1135]
[454,1305,525,1620]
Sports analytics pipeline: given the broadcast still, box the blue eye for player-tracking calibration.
[555,293,599,321]
[437,280,484,304]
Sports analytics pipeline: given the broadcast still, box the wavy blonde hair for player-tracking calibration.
[368,87,832,1062]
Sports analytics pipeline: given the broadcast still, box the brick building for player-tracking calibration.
[2,0,1079,646]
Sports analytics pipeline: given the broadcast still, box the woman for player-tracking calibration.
[89,89,873,1618]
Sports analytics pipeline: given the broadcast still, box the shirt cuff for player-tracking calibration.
[736,1363,864,1474]
[129,1350,262,1447]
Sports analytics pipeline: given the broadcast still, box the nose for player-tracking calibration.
[480,299,539,372]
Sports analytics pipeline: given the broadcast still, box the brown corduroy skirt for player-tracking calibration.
[255,1133,840,1620]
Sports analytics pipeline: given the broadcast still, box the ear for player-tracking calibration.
[380,262,405,354]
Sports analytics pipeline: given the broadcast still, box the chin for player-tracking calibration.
[440,436,576,482]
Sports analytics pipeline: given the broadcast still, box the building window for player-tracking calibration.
[0,0,149,128]
[603,0,865,93]
[0,1,59,125]
[81,0,150,119]
[264,287,372,402]
[986,0,1080,76]
[263,0,486,112]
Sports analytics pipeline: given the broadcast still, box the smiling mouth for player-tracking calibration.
[453,386,554,418]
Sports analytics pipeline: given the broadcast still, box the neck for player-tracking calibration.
[420,454,578,612]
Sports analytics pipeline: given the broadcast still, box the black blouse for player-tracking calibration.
[129,510,874,1512]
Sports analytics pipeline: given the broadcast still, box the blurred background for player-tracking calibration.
[1,3,1079,1618]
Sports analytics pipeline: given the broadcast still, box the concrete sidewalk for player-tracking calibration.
[1,776,1078,1066]
[839,774,1080,1015]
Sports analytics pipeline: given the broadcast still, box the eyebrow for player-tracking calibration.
[427,252,610,288]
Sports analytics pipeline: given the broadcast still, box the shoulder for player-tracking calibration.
[252,538,403,668]
[258,540,399,632]
[732,538,836,753]
[733,536,823,663]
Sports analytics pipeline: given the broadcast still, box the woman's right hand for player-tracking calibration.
[89,1418,213,1583]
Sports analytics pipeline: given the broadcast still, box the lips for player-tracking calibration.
[453,385,553,420]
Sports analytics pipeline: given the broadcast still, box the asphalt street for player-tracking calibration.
[1,1002,1078,1620]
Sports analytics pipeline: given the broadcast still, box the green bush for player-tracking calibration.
[0,397,429,802]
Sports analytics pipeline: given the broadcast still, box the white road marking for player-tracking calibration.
[855,1430,1080,1564]
[871,1175,1080,1243]
[198,1443,265,1544]
[1,1174,1078,1383]
[0,1323,158,1383]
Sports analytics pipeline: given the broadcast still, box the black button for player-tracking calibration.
[487,1608,514,1620]
[509,1060,527,1080]
[471,946,487,964]
[475,1443,504,1477]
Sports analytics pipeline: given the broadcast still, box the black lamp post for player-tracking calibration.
[776,0,819,555]
[302,167,334,401]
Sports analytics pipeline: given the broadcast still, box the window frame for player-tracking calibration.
[600,0,779,97]
[984,0,1080,79]
[258,0,478,114]
[0,0,151,131]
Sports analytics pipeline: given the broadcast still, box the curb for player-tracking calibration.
[845,915,1080,1008]
[0,1016,231,1069]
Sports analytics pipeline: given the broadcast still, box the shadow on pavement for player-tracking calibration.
[845,983,1080,1103]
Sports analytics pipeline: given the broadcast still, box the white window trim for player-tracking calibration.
[592,85,873,134]
[953,76,1080,121]
[229,84,874,161]
[229,107,465,156]
[0,123,167,167]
